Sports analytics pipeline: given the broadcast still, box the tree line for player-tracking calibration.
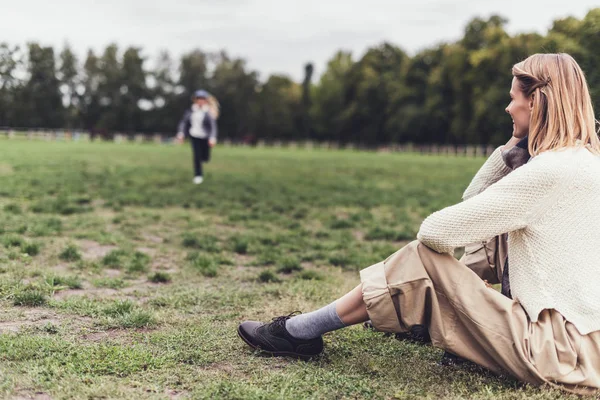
[1,9,599,146]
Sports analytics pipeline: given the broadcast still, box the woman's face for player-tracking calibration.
[505,77,532,139]
[194,98,208,107]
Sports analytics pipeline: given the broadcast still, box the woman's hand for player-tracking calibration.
[503,136,522,152]
[209,138,217,148]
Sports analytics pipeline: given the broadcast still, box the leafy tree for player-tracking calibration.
[58,43,80,128]
[18,43,63,128]
[2,9,600,145]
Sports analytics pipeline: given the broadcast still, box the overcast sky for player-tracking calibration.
[2,0,598,81]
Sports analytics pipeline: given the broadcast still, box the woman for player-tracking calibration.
[177,90,220,184]
[237,53,600,395]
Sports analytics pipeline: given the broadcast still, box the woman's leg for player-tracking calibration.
[335,284,369,325]
[191,138,202,177]
[237,282,369,359]
[282,283,368,341]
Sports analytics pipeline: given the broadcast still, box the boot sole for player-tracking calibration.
[237,325,319,361]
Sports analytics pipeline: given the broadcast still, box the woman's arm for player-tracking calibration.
[462,136,523,200]
[208,115,218,146]
[176,110,191,139]
[417,153,563,253]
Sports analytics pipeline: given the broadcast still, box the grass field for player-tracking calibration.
[0,139,579,399]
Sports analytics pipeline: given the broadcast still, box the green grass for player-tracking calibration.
[3,203,22,214]
[149,272,171,283]
[22,241,41,256]
[45,274,83,290]
[102,249,129,268]
[257,270,281,283]
[188,252,219,277]
[2,234,24,248]
[0,139,579,399]
[13,289,47,306]
[59,243,82,262]
[231,234,250,254]
[127,251,151,273]
[276,256,303,274]
[297,270,324,281]
[92,277,127,289]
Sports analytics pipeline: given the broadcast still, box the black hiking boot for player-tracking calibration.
[238,313,324,360]
[440,351,471,366]
[364,321,432,344]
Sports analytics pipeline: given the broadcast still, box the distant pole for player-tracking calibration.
[302,63,314,140]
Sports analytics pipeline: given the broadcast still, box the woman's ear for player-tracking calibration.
[529,94,535,111]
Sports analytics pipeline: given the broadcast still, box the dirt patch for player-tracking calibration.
[24,310,59,322]
[233,254,254,267]
[50,264,71,274]
[352,230,365,241]
[0,319,61,334]
[82,327,154,344]
[136,247,156,256]
[151,255,179,271]
[0,321,28,333]
[122,280,159,295]
[0,163,14,176]
[82,329,131,343]
[53,287,118,300]
[52,289,84,300]
[165,389,188,400]
[0,311,61,333]
[11,391,52,400]
[77,240,117,260]
[142,233,164,244]
[202,362,235,373]
[52,277,163,301]
[104,269,121,277]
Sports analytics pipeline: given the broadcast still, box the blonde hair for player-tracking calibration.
[207,95,220,120]
[512,53,600,156]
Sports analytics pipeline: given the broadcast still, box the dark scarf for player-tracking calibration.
[500,136,530,299]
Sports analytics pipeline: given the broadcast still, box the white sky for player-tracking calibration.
[1,0,598,81]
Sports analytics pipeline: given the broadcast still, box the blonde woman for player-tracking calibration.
[177,90,220,184]
[238,54,600,395]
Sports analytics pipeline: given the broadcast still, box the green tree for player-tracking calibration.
[257,75,301,140]
[18,43,63,128]
[146,50,179,133]
[120,47,147,133]
[95,44,121,132]
[340,43,408,145]
[210,52,259,139]
[310,51,353,142]
[58,43,80,128]
[81,50,101,131]
[0,43,21,126]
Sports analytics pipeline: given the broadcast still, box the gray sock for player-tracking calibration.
[285,302,346,340]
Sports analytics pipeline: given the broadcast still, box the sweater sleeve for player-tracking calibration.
[463,147,512,200]
[177,110,191,136]
[417,154,562,253]
[209,115,218,142]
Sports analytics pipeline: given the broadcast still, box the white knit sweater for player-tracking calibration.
[417,146,600,334]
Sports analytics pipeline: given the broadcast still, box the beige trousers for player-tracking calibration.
[360,241,600,395]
